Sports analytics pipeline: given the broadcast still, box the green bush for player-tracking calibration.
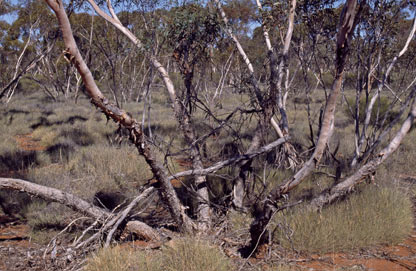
[273,186,414,253]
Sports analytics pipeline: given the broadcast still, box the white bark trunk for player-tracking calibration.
[351,17,416,167]
[311,87,416,208]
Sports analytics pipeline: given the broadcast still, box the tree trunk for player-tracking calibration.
[44,0,194,233]
[83,0,212,231]
[311,85,416,209]
[248,0,363,252]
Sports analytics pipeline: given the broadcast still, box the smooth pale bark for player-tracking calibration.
[351,17,416,167]
[0,177,109,219]
[357,81,416,164]
[214,0,297,208]
[44,0,194,233]
[168,137,288,179]
[212,0,263,103]
[311,86,416,208]
[249,0,362,250]
[85,0,211,230]
[258,0,300,170]
[275,0,297,134]
[273,0,360,196]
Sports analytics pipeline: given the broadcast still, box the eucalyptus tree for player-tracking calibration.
[2,0,416,259]
[348,1,416,168]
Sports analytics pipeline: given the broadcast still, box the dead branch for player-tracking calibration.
[248,0,363,252]
[0,177,108,219]
[0,43,53,101]
[167,137,288,180]
[351,16,416,167]
[44,0,194,233]
[310,85,416,209]
[84,0,211,230]
[105,187,157,247]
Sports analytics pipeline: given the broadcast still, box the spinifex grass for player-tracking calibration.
[273,186,413,254]
[84,238,233,271]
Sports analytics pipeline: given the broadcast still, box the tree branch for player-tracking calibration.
[44,0,195,233]
[168,137,288,180]
[0,177,108,220]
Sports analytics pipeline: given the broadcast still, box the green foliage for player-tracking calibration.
[166,4,222,70]
[273,186,414,253]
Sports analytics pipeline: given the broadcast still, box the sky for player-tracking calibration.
[1,0,414,26]
[1,0,18,24]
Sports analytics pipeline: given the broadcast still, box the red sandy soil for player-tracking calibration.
[14,134,46,152]
[293,237,416,270]
[0,221,43,271]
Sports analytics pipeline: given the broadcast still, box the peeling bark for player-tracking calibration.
[44,0,194,233]
[311,86,416,209]
[248,0,363,251]
[84,0,211,230]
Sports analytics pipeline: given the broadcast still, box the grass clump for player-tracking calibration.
[84,238,232,271]
[273,186,413,254]
[84,246,161,271]
[28,144,152,199]
[24,201,69,230]
[161,238,232,271]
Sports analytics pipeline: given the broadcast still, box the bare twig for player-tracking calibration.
[167,137,288,180]
[105,187,157,247]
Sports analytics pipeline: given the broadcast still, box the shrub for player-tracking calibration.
[28,144,152,199]
[226,210,253,240]
[25,201,70,230]
[273,186,414,254]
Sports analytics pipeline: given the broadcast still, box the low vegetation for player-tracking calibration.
[273,186,413,253]
[1,90,414,260]
[84,238,232,271]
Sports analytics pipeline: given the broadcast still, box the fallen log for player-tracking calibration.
[0,177,108,220]
[0,178,161,246]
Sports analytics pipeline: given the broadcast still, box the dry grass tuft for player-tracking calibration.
[273,186,414,254]
[161,237,232,271]
[84,238,232,271]
[84,246,161,271]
